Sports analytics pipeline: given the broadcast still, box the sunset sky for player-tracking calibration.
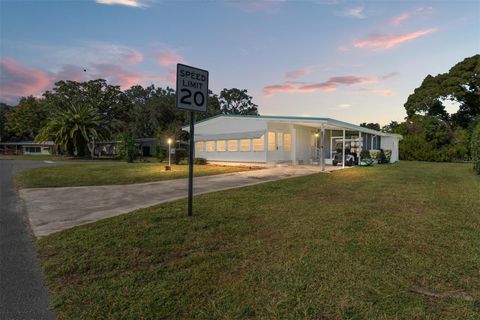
[1,0,478,125]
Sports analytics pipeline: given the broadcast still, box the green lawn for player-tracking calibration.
[36,162,480,319]
[15,163,257,188]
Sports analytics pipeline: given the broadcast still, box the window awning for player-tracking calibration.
[195,130,265,141]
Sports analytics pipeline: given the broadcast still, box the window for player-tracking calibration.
[217,140,226,152]
[206,141,215,152]
[195,141,204,153]
[252,135,265,152]
[228,140,238,152]
[277,132,283,149]
[25,146,41,153]
[240,139,251,152]
[284,133,291,152]
[268,131,276,151]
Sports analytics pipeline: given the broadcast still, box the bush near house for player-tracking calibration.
[173,148,188,164]
[117,132,137,163]
[471,121,480,174]
[194,157,207,165]
[153,144,167,162]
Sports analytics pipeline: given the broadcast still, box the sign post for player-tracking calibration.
[176,63,209,216]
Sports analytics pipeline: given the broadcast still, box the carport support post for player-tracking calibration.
[188,111,195,217]
[320,124,325,171]
[358,131,362,164]
[342,129,346,168]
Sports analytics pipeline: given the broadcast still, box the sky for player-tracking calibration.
[0,0,479,125]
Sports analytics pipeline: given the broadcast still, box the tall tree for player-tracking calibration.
[404,54,480,128]
[5,96,50,141]
[44,79,131,136]
[36,103,107,156]
[219,88,259,115]
[360,122,381,131]
[0,103,12,142]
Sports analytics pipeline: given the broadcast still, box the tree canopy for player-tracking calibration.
[391,55,479,163]
[404,54,479,128]
[1,80,260,156]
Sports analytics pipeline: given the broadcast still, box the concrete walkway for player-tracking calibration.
[0,159,55,320]
[21,165,342,237]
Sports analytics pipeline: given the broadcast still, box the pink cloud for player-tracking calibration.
[125,51,143,63]
[285,68,310,79]
[91,63,144,89]
[356,88,396,96]
[353,28,438,49]
[0,58,52,102]
[263,75,379,96]
[389,13,409,25]
[263,84,315,96]
[156,50,185,67]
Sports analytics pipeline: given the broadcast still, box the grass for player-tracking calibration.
[36,162,480,319]
[15,163,257,188]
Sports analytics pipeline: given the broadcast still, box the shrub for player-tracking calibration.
[377,149,388,164]
[471,121,480,173]
[384,149,392,162]
[360,150,371,159]
[369,149,381,160]
[153,144,167,162]
[173,148,188,164]
[194,157,207,165]
[117,132,137,163]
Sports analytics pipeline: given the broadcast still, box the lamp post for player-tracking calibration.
[315,132,319,161]
[167,138,172,168]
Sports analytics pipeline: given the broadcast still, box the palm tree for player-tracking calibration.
[36,103,108,156]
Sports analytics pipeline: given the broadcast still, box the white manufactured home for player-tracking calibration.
[185,115,402,167]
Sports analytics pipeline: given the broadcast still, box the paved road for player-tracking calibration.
[21,165,343,237]
[0,159,55,320]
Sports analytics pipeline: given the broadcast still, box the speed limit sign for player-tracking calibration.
[176,64,209,113]
[175,63,209,217]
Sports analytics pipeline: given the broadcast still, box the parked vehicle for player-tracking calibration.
[332,143,358,166]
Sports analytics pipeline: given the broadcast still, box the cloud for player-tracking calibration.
[337,103,352,109]
[389,13,409,25]
[355,88,396,96]
[379,72,399,80]
[353,28,438,49]
[0,57,172,104]
[125,51,143,63]
[156,50,185,67]
[232,0,284,13]
[263,75,378,96]
[92,43,143,64]
[0,58,52,103]
[337,6,366,19]
[95,0,146,8]
[285,68,311,79]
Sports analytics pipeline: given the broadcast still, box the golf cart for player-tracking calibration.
[332,143,358,166]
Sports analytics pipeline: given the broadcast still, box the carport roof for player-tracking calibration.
[183,115,402,138]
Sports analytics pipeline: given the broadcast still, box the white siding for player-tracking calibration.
[194,117,267,163]
[381,136,400,163]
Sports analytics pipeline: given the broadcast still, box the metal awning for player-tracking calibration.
[195,130,265,141]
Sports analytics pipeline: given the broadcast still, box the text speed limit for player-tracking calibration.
[176,64,209,113]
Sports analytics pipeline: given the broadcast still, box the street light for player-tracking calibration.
[167,138,172,168]
[314,132,319,161]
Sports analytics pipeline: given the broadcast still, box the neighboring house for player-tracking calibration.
[184,115,402,167]
[0,141,54,155]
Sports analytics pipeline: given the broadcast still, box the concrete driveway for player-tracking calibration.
[20,165,342,237]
